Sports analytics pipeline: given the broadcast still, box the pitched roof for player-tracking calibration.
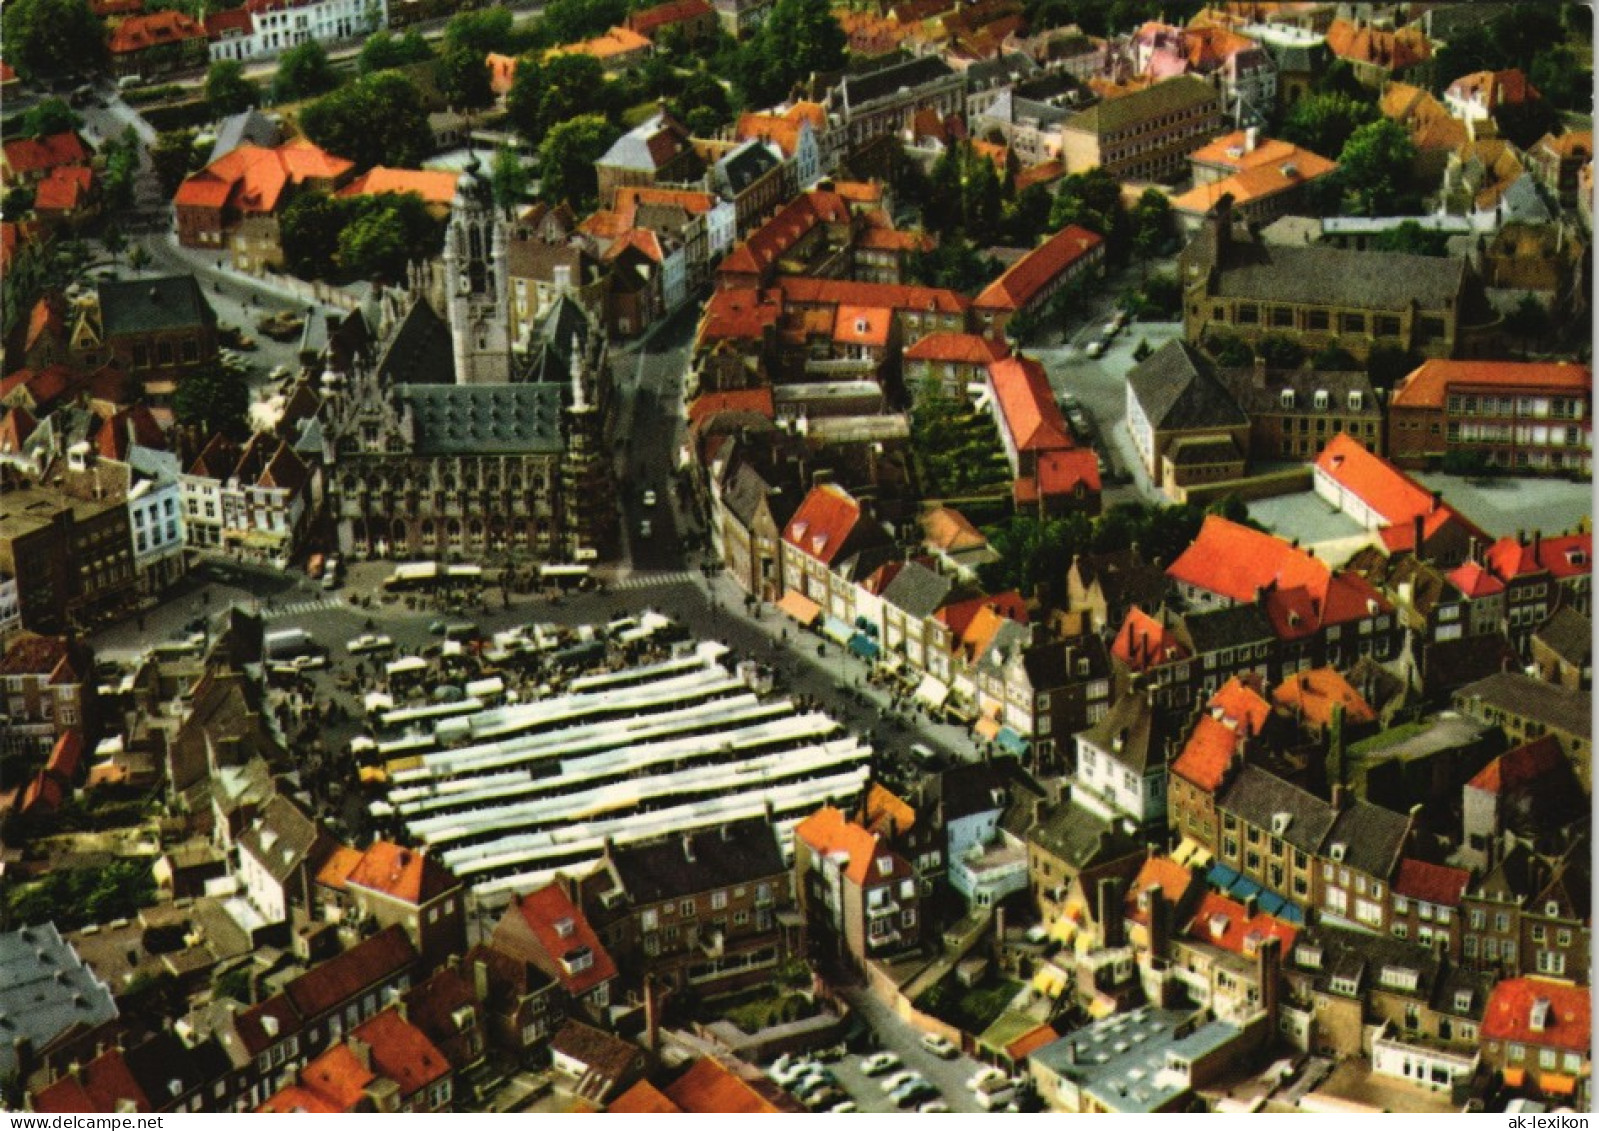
[880,558,954,618]
[1172,148,1337,213]
[1324,18,1430,70]
[296,1044,374,1111]
[988,355,1071,451]
[237,794,325,883]
[921,505,988,553]
[549,1019,640,1079]
[862,782,917,837]
[97,275,214,337]
[1112,607,1189,671]
[1481,977,1590,1053]
[108,9,207,53]
[3,131,91,176]
[1125,855,1196,926]
[626,0,713,35]
[794,805,911,887]
[281,926,417,1025]
[1484,532,1594,583]
[784,482,866,565]
[506,883,618,997]
[1446,68,1540,112]
[31,1048,149,1113]
[1272,667,1376,728]
[1209,238,1466,312]
[1392,858,1469,908]
[337,167,459,207]
[1079,689,1176,775]
[1127,340,1247,432]
[1322,799,1409,880]
[1065,74,1218,136]
[598,112,693,172]
[1446,558,1505,599]
[975,224,1104,312]
[777,274,968,316]
[663,1057,785,1113]
[905,331,1010,365]
[352,1008,450,1098]
[1466,734,1568,794]
[1216,764,1335,855]
[610,1081,684,1112]
[608,820,786,902]
[345,841,459,906]
[1184,890,1298,956]
[1388,358,1590,409]
[733,101,827,158]
[1171,714,1242,792]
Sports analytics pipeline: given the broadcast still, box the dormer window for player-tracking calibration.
[1347,390,1363,411]
[559,946,593,975]
[1454,990,1473,1013]
[1529,998,1552,1032]
[1379,965,1419,992]
[1314,389,1329,411]
[554,917,575,939]
[1329,843,1346,863]
[876,856,894,878]
[1295,943,1323,969]
[1280,389,1296,410]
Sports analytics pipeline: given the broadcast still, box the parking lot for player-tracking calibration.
[760,1033,1013,1114]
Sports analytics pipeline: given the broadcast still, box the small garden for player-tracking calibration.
[911,383,1016,500]
[718,960,820,1033]
[914,972,1026,1035]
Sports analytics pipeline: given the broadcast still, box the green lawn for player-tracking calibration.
[915,974,1026,1035]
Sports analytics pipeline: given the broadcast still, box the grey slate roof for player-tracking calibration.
[1211,242,1467,311]
[0,923,119,1077]
[881,560,953,619]
[1167,435,1242,466]
[1128,340,1248,431]
[523,294,594,384]
[1064,75,1217,137]
[1216,765,1336,856]
[1029,794,1142,869]
[396,383,566,456]
[209,109,281,164]
[1533,606,1591,666]
[375,299,455,386]
[1455,672,1592,739]
[1216,366,1381,418]
[98,276,215,337]
[598,113,691,171]
[842,55,956,109]
[607,819,786,904]
[237,794,324,885]
[1078,689,1178,775]
[1323,800,1409,880]
[1181,602,1274,655]
[1290,919,1445,1004]
[715,139,782,194]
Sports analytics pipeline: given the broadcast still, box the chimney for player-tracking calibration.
[1533,530,1542,562]
[1098,876,1126,949]
[1147,885,1171,964]
[1256,935,1282,1031]
[642,974,661,1052]
[1413,513,1425,556]
[682,834,696,863]
[1245,125,1258,153]
[1242,891,1259,919]
[1331,783,1349,811]
[472,958,489,1004]
[348,1035,372,1072]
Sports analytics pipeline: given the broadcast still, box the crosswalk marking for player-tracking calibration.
[264,597,347,619]
[608,570,700,592]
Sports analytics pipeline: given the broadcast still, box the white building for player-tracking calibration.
[208,0,389,63]
[0,575,19,639]
[127,445,187,596]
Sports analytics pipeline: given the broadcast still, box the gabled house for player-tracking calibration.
[316,841,466,970]
[973,224,1105,334]
[1072,685,1181,832]
[1125,341,1249,500]
[778,482,890,623]
[1480,977,1590,1106]
[794,805,921,967]
[485,884,617,1026]
[236,794,335,926]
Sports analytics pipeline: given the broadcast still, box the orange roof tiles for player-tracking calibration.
[833,303,892,347]
[31,1050,148,1114]
[315,845,364,891]
[785,483,864,565]
[1389,359,1591,409]
[344,842,458,905]
[610,1081,684,1112]
[1447,558,1505,599]
[1113,607,1188,672]
[1126,855,1196,926]
[1167,516,1391,641]
[975,224,1104,312]
[3,131,91,179]
[1446,69,1540,113]
[1315,432,1444,525]
[734,102,827,158]
[988,355,1071,451]
[687,387,776,429]
[1325,18,1429,71]
[796,805,910,888]
[275,136,354,181]
[1033,448,1100,497]
[1171,715,1241,793]
[175,139,350,216]
[626,0,713,37]
[487,52,519,96]
[1185,890,1298,956]
[33,165,94,212]
[1392,858,1469,907]
[1015,159,1065,191]
[108,9,206,53]
[857,225,934,253]
[718,189,852,279]
[905,331,1010,365]
[1380,81,1467,151]
[922,505,988,552]
[258,1085,342,1113]
[337,166,459,207]
[545,25,650,62]
[1208,674,1272,736]
[662,1057,782,1113]
[1484,531,1593,583]
[1172,151,1336,213]
[1481,977,1591,1054]
[862,782,917,837]
[509,882,619,997]
[298,1044,374,1111]
[1272,667,1375,727]
[1467,734,1568,795]
[352,1008,450,1098]
[698,287,783,344]
[778,274,968,316]
[1005,1024,1060,1061]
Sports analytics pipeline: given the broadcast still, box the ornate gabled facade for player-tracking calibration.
[322,288,615,563]
[444,156,514,386]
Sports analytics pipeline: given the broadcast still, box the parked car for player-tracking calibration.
[1085,340,1105,358]
[347,634,395,655]
[860,1052,901,1077]
[642,489,657,507]
[966,1066,1006,1092]
[829,1101,857,1114]
[881,1070,921,1094]
[921,1033,959,1059]
[919,1100,950,1113]
[892,1080,939,1107]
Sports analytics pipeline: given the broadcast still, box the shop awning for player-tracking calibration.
[821,616,854,645]
[1172,837,1213,868]
[848,632,880,660]
[363,692,395,714]
[777,590,822,625]
[1540,1073,1576,1096]
[1502,1067,1525,1088]
[878,652,904,673]
[997,726,1028,755]
[975,715,1001,741]
[914,674,949,708]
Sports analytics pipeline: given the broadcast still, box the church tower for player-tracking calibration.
[443,153,513,385]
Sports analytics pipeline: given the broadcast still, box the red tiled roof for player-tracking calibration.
[1316,433,1436,526]
[3,131,90,178]
[1325,18,1430,71]
[1005,1024,1060,1061]
[1446,558,1505,599]
[1392,858,1469,907]
[862,781,917,837]
[1171,714,1240,792]
[610,1081,684,1113]
[0,404,39,453]
[697,287,783,345]
[904,331,1010,365]
[1034,448,1100,497]
[282,925,417,1024]
[1171,151,1336,214]
[34,165,93,212]
[345,841,459,906]
[662,1057,782,1113]
[627,0,713,36]
[1125,855,1196,926]
[974,224,1103,312]
[777,275,967,316]
[275,136,354,181]
[1481,977,1591,1054]
[0,634,72,677]
[108,9,206,53]
[31,1049,148,1114]
[315,845,364,891]
[1272,667,1376,727]
[988,355,1070,451]
[1015,159,1065,191]
[719,189,851,279]
[921,505,987,553]
[833,303,892,347]
[687,387,775,430]
[258,1085,342,1113]
[935,591,1028,637]
[205,8,254,36]
[856,225,934,253]
[1112,607,1189,671]
[46,728,84,780]
[352,1008,450,1098]
[337,167,459,207]
[1466,734,1567,794]
[1167,516,1391,641]
[510,883,618,997]
[544,25,651,61]
[733,101,827,158]
[297,1044,374,1111]
[794,805,911,888]
[1446,69,1540,112]
[1184,890,1297,956]
[1208,674,1272,737]
[1484,532,1594,583]
[784,483,864,566]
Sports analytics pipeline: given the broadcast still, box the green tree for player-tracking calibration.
[20,98,82,138]
[1369,219,1450,257]
[205,60,260,116]
[1504,295,1552,354]
[733,0,846,107]
[128,245,152,273]
[150,128,201,196]
[1493,98,1561,152]
[99,128,140,212]
[537,114,621,211]
[1529,47,1591,112]
[3,186,37,216]
[1001,182,1053,245]
[1131,338,1153,362]
[358,28,434,74]
[541,0,628,44]
[1048,167,1125,253]
[1311,344,1360,370]
[435,42,495,109]
[300,71,433,169]
[1279,91,1378,159]
[1255,334,1304,369]
[1366,344,1420,389]
[444,7,514,55]
[505,55,548,142]
[1130,186,1171,266]
[273,40,339,103]
[540,54,610,133]
[2,0,107,80]
[490,145,529,216]
[1337,118,1418,215]
[1205,331,1254,367]
[279,192,348,278]
[172,363,249,437]
[905,237,995,293]
[670,71,733,132]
